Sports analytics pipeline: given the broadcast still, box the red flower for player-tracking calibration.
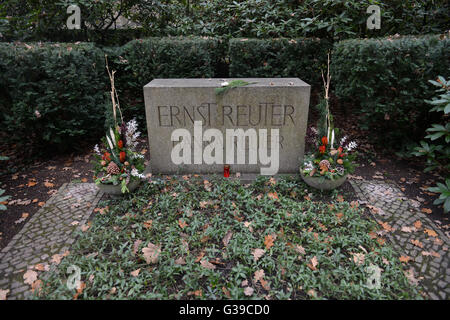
[339,153,346,158]
[119,151,126,163]
[321,136,328,145]
[319,145,326,154]
[118,140,123,149]
[337,146,343,154]
[102,152,111,161]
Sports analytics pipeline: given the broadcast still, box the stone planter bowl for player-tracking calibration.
[96,179,140,197]
[300,170,347,191]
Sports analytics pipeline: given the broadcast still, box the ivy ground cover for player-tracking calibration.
[37,176,420,299]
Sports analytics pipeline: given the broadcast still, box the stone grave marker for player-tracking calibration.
[143,78,310,175]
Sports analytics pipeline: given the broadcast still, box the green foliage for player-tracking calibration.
[0,156,9,210]
[332,35,450,147]
[215,80,255,96]
[110,37,222,129]
[411,77,450,212]
[229,38,332,89]
[36,176,420,300]
[2,1,448,43]
[0,42,107,152]
[428,179,450,213]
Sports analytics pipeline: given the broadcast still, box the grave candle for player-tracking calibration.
[224,165,230,178]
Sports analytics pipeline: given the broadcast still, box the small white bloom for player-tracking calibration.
[131,168,145,179]
[221,81,229,87]
[303,161,314,171]
[93,144,101,155]
[345,141,357,152]
[340,136,348,146]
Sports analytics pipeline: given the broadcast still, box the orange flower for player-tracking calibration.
[319,145,326,154]
[118,140,123,149]
[321,136,328,145]
[102,152,111,161]
[119,151,126,163]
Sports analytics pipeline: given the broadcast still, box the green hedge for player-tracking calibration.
[332,35,450,147]
[0,42,107,152]
[228,38,332,89]
[108,37,224,129]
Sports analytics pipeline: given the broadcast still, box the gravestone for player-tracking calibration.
[143,78,310,175]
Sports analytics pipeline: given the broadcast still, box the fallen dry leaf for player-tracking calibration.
[15,212,29,224]
[294,244,306,255]
[424,228,438,238]
[410,239,424,248]
[243,287,254,296]
[200,259,216,270]
[254,269,265,283]
[413,220,422,230]
[27,180,37,187]
[143,220,153,229]
[178,219,188,229]
[222,286,231,298]
[34,263,48,272]
[73,281,86,300]
[264,234,275,250]
[175,257,186,265]
[404,268,420,286]
[195,251,205,263]
[267,192,278,200]
[31,279,43,295]
[307,289,317,298]
[401,226,414,233]
[23,270,38,285]
[142,242,161,264]
[351,253,365,265]
[132,239,142,255]
[260,278,270,291]
[130,269,141,277]
[222,230,233,247]
[421,208,432,214]
[0,289,9,300]
[421,251,440,258]
[307,256,318,271]
[44,181,54,188]
[252,248,265,262]
[399,255,413,263]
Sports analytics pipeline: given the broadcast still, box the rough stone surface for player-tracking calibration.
[0,183,102,300]
[350,179,450,300]
[144,78,311,174]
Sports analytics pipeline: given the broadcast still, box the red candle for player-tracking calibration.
[224,165,230,178]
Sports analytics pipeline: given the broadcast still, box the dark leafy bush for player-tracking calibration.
[412,76,450,213]
[228,38,332,89]
[332,35,450,147]
[109,37,224,129]
[0,42,107,152]
[2,1,448,44]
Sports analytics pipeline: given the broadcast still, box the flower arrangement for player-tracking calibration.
[301,52,357,181]
[302,132,357,180]
[92,56,145,193]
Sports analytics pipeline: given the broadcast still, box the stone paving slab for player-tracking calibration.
[350,179,450,300]
[0,183,102,300]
